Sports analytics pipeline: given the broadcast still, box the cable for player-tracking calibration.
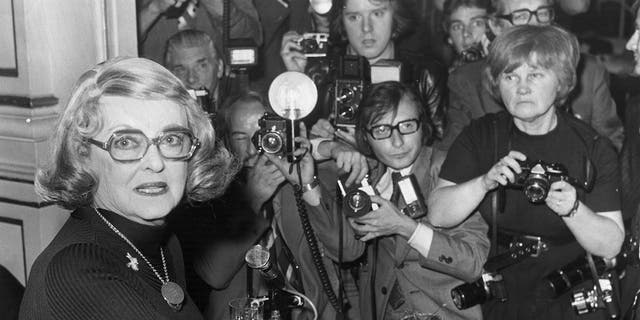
[293,161,343,315]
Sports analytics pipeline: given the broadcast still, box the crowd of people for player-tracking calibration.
[15,0,640,319]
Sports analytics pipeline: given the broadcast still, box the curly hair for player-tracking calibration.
[355,81,433,156]
[35,57,239,209]
[483,25,580,107]
[330,0,417,44]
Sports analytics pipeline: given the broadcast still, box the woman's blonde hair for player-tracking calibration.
[36,57,238,209]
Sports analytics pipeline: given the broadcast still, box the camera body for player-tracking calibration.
[451,272,507,310]
[570,272,619,318]
[338,175,379,219]
[297,33,329,57]
[510,160,575,203]
[252,113,296,159]
[333,55,368,129]
[458,43,485,64]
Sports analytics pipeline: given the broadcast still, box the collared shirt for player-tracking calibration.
[376,166,434,259]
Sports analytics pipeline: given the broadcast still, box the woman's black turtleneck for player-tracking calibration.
[19,207,204,320]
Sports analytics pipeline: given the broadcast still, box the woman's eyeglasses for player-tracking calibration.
[367,119,421,140]
[86,129,200,162]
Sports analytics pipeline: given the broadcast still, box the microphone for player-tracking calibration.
[245,244,286,289]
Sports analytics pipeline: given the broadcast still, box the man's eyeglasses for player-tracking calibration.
[367,119,421,140]
[86,129,200,162]
[496,6,555,25]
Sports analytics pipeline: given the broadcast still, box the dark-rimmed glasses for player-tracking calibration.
[367,119,421,140]
[496,6,555,25]
[86,129,200,162]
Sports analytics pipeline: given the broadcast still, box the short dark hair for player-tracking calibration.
[355,81,433,156]
[443,0,490,23]
[490,0,553,14]
[483,25,580,107]
[330,0,417,42]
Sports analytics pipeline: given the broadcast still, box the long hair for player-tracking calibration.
[36,57,238,209]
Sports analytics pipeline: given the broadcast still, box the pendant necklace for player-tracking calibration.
[93,208,184,311]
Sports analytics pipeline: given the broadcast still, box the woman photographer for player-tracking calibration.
[20,57,236,319]
[428,25,624,319]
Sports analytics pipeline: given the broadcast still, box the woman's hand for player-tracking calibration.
[264,122,315,187]
[348,195,418,242]
[280,31,307,73]
[545,180,578,216]
[481,150,527,191]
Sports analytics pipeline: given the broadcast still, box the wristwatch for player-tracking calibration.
[301,176,319,193]
[559,199,580,218]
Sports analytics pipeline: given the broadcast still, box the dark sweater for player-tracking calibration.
[19,207,203,320]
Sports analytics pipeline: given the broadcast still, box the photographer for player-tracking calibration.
[164,30,225,112]
[280,0,448,139]
[346,81,489,320]
[428,25,625,319]
[178,91,365,320]
[441,0,490,72]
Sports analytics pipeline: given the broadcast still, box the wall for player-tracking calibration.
[0,0,137,285]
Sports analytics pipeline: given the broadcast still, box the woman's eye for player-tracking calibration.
[113,136,140,150]
[163,134,184,146]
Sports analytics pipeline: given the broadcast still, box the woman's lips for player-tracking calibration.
[134,182,168,196]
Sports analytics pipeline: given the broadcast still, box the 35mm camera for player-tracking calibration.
[252,113,297,160]
[451,272,507,310]
[297,33,329,57]
[510,159,586,203]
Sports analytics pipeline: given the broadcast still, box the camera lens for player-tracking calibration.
[302,39,318,53]
[261,132,283,154]
[451,280,488,310]
[523,174,550,203]
[344,189,371,218]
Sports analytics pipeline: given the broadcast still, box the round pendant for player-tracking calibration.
[161,281,184,311]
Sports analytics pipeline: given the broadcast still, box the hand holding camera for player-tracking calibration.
[348,194,420,242]
[262,122,316,191]
[481,150,527,191]
[280,31,308,73]
[245,155,286,213]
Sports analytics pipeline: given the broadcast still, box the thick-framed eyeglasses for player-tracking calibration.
[367,119,421,140]
[496,6,555,25]
[86,129,200,162]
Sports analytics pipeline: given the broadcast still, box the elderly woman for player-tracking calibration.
[19,57,236,319]
[428,25,625,319]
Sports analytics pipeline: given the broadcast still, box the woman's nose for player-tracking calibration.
[142,145,166,172]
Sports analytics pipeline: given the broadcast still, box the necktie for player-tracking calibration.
[273,224,305,293]
[390,172,403,206]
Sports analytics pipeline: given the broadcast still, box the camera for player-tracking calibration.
[451,272,507,310]
[188,88,215,115]
[333,55,368,129]
[570,272,619,318]
[510,160,581,203]
[545,255,616,297]
[458,43,485,64]
[252,113,297,159]
[338,175,379,218]
[296,33,329,57]
[397,174,427,219]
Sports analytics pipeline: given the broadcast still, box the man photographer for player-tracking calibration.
[164,29,225,112]
[180,91,365,320]
[344,81,489,320]
[441,0,491,72]
[280,0,448,140]
[137,0,262,64]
